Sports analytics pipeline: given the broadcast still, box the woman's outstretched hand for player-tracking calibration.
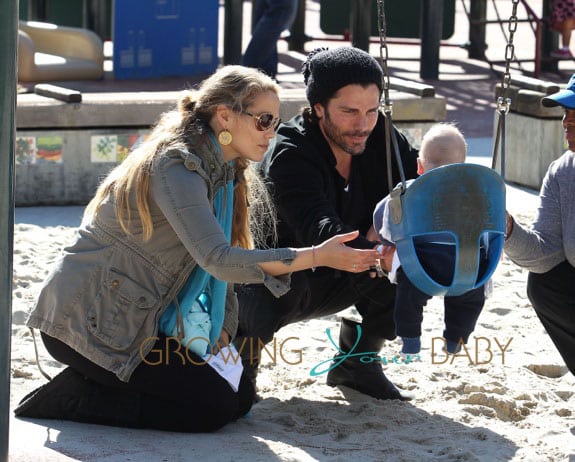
[316,231,379,273]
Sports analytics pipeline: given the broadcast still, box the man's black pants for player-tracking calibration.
[235,268,397,360]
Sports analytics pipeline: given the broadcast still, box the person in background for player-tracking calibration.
[549,0,575,59]
[242,0,298,79]
[235,47,419,401]
[14,65,379,432]
[373,123,487,359]
[505,73,575,375]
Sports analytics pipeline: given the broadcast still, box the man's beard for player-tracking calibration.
[322,109,371,156]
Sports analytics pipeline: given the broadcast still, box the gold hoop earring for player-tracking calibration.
[218,129,232,146]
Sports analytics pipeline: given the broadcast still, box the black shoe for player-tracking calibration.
[234,335,263,403]
[326,318,413,401]
[241,358,264,403]
[14,367,142,427]
[15,367,85,418]
[326,358,413,401]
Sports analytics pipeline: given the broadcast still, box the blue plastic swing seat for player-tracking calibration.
[388,163,506,297]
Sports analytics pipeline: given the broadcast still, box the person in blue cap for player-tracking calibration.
[504,73,575,375]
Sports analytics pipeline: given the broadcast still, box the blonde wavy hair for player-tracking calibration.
[83,65,279,249]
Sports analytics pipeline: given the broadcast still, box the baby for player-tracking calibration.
[373,123,487,357]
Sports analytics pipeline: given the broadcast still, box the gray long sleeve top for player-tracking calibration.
[504,151,575,273]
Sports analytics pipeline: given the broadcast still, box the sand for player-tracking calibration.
[8,183,575,461]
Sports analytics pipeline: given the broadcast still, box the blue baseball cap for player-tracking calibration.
[542,74,575,108]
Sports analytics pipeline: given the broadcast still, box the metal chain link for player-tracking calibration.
[492,0,519,177]
[497,0,520,115]
[376,0,392,114]
[376,0,407,193]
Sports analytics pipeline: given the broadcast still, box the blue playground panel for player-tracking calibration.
[113,0,218,79]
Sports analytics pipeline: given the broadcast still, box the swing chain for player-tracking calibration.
[497,0,520,114]
[497,96,511,115]
[376,0,407,194]
[376,0,392,114]
[492,0,519,177]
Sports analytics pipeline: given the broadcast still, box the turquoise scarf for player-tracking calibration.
[159,141,234,355]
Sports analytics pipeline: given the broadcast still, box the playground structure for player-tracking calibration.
[15,84,446,205]
[221,0,559,80]
[2,2,574,460]
[17,1,560,82]
[18,20,104,82]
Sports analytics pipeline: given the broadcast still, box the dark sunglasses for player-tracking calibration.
[242,111,281,131]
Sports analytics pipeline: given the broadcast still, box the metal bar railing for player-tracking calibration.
[465,0,547,77]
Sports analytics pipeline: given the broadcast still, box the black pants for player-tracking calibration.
[394,267,485,343]
[235,268,397,360]
[41,332,254,432]
[527,260,575,375]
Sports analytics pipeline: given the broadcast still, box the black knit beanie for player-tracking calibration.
[302,47,383,107]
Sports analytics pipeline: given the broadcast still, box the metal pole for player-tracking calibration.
[223,0,244,65]
[85,0,111,41]
[541,0,558,72]
[534,20,542,78]
[351,0,371,51]
[37,0,48,20]
[420,0,443,79]
[287,0,307,52]
[28,0,37,19]
[0,0,17,460]
[82,0,88,28]
[468,0,487,60]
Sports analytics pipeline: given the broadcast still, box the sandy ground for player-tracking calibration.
[7,179,575,462]
[7,0,575,460]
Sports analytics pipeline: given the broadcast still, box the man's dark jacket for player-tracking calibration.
[260,112,419,250]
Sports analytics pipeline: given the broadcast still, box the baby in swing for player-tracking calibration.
[373,123,488,359]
